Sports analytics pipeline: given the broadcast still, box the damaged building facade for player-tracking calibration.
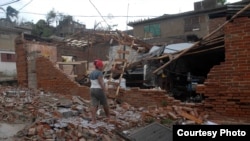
[0,4,243,141]
[126,0,235,101]
[128,0,228,45]
[1,1,250,140]
[0,19,32,85]
[15,14,250,124]
[128,0,250,103]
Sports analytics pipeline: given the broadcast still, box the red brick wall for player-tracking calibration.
[118,88,180,107]
[35,55,202,110]
[109,88,204,111]
[196,17,250,122]
[15,38,90,99]
[36,56,90,99]
[35,55,198,110]
[14,37,114,100]
[15,38,28,87]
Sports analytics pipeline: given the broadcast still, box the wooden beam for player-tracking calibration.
[68,75,77,78]
[184,45,224,56]
[57,61,87,65]
[179,111,203,124]
[117,50,130,54]
[114,58,127,62]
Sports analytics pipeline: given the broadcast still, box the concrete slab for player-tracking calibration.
[0,123,26,141]
[128,122,173,141]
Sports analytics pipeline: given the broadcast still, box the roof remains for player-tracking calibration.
[49,30,153,54]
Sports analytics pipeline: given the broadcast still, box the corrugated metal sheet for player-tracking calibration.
[164,43,194,53]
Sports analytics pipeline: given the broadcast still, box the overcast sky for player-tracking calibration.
[0,0,242,30]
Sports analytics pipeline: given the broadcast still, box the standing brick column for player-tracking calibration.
[15,37,28,87]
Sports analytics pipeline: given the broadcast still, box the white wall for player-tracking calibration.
[0,51,17,76]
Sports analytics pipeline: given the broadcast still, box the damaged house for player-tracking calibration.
[14,0,250,122]
[126,0,232,102]
[129,0,250,122]
[15,1,250,122]
[1,0,250,140]
[128,0,250,104]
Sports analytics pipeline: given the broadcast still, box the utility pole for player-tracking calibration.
[126,2,129,31]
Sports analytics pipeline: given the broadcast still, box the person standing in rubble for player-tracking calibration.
[89,59,110,124]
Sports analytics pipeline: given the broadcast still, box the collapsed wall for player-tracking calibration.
[110,88,204,110]
[36,57,90,99]
[15,37,90,99]
[15,17,250,123]
[15,37,203,114]
[196,17,250,122]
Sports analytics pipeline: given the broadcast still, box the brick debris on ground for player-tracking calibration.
[0,85,234,141]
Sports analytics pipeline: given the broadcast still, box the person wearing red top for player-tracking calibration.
[89,59,110,124]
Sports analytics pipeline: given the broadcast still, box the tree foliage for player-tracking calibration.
[6,6,18,22]
[31,19,55,37]
[58,15,73,27]
[31,9,86,37]
[46,9,57,26]
[55,15,74,36]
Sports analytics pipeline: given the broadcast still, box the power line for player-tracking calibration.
[126,2,129,30]
[9,11,158,18]
[0,0,20,6]
[88,0,110,28]
[18,0,34,11]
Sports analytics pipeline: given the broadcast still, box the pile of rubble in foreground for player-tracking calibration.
[0,86,213,141]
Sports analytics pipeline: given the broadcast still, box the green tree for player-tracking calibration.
[56,15,74,36]
[31,19,55,37]
[58,15,73,26]
[46,9,57,26]
[6,6,18,22]
[32,9,82,37]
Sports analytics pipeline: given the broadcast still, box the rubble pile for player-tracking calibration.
[0,86,211,140]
